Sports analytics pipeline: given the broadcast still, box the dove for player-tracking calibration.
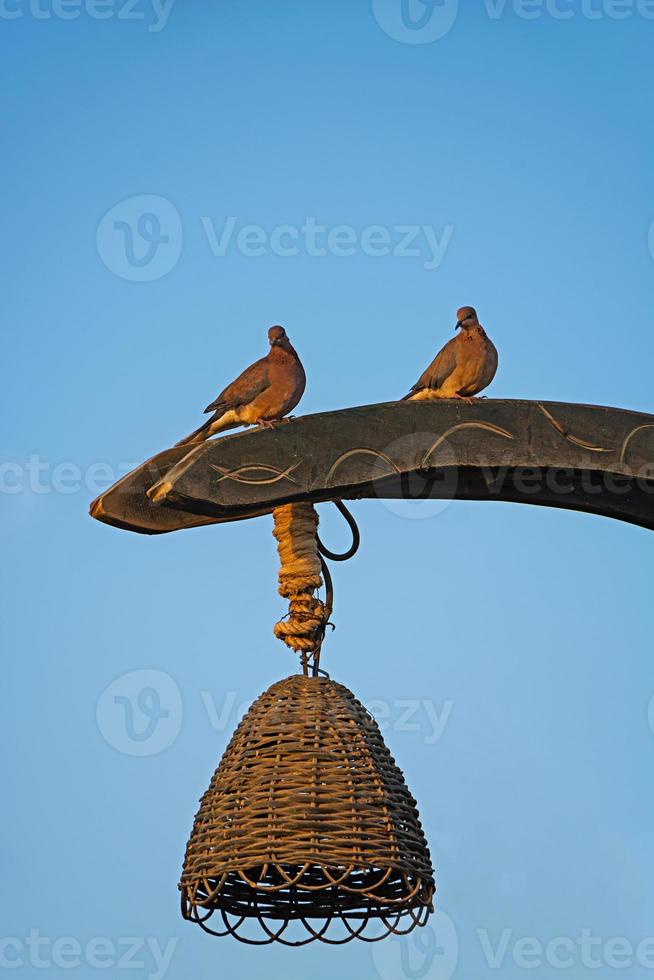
[402,306,498,404]
[176,325,306,446]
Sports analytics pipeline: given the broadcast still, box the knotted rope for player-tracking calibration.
[272,500,360,676]
[272,503,327,674]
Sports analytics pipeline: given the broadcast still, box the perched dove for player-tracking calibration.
[176,325,306,446]
[402,306,498,404]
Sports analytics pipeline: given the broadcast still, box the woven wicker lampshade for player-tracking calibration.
[179,674,435,945]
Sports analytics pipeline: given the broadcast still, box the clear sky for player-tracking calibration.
[2,2,654,978]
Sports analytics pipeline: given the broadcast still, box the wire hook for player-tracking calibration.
[317,500,360,562]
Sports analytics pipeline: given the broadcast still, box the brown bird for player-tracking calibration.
[176,325,306,446]
[402,306,498,404]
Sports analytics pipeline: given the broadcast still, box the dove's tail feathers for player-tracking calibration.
[174,409,244,448]
[174,419,213,447]
[402,387,442,402]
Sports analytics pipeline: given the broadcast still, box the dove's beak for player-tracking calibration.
[455,321,462,331]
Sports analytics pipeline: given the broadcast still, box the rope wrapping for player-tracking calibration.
[272,503,326,667]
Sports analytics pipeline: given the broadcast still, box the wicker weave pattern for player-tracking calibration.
[180,675,434,944]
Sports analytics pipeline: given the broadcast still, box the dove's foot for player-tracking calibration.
[255,416,295,430]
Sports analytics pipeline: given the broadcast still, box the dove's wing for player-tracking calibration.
[410,336,459,394]
[204,356,271,413]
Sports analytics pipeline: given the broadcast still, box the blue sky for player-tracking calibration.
[2,1,654,977]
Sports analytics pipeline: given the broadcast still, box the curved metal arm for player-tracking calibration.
[90,399,654,534]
